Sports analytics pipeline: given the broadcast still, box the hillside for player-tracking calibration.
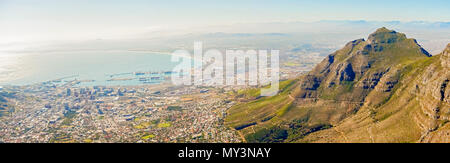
[0,90,15,117]
[225,27,449,143]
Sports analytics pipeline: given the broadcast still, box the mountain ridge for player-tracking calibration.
[225,27,449,143]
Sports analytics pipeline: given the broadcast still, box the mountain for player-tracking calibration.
[225,27,449,143]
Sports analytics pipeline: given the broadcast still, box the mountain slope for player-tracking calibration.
[225,27,449,143]
[302,43,449,143]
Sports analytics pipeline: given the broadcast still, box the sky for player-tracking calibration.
[1,0,449,43]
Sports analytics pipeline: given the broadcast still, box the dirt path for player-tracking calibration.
[333,127,349,143]
[237,131,247,143]
[288,94,295,101]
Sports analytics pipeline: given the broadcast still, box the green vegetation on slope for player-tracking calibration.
[225,79,298,135]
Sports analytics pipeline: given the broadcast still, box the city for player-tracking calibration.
[0,81,242,143]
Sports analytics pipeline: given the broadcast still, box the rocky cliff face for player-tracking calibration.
[441,44,450,68]
[417,44,450,142]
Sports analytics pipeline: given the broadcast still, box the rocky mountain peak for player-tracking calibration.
[367,27,407,44]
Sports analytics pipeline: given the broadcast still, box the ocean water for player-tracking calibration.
[0,50,189,86]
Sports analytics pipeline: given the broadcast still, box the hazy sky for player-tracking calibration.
[1,0,449,43]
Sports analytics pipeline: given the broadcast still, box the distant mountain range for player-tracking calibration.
[317,20,450,28]
[4,20,449,55]
[225,27,450,143]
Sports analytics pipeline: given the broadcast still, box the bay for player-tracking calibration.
[0,50,188,86]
